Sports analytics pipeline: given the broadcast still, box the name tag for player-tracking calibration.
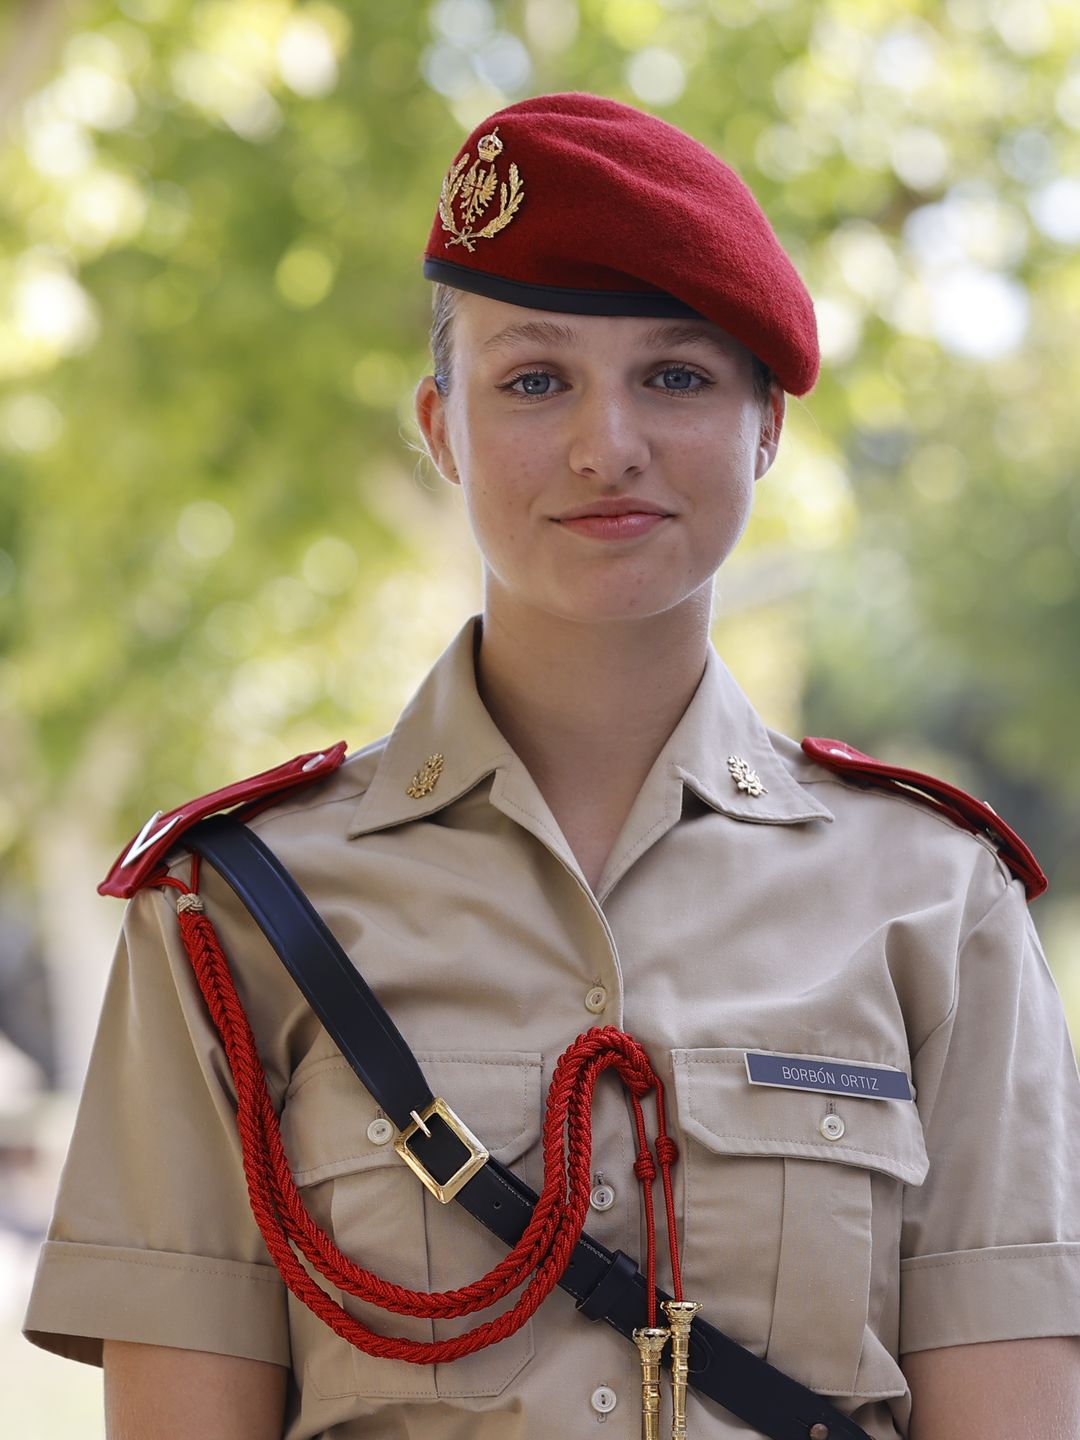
[744,1051,912,1101]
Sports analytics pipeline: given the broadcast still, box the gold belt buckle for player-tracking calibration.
[393,1097,490,1203]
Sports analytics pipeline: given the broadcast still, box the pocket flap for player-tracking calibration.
[672,1047,928,1185]
[283,1050,543,1187]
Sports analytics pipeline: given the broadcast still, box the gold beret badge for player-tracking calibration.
[438,127,524,252]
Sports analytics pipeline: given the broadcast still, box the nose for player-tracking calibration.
[566,385,651,486]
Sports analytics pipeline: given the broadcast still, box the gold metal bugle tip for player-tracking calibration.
[633,1324,671,1354]
[633,1326,670,1440]
[661,1300,702,1440]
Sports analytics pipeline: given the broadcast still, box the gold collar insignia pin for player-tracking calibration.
[438,127,524,252]
[406,753,444,799]
[728,755,767,798]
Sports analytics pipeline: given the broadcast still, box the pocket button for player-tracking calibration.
[590,1183,616,1211]
[820,1113,845,1141]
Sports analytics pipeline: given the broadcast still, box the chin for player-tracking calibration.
[537,584,714,628]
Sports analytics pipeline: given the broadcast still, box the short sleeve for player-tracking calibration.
[899,874,1080,1353]
[23,885,289,1367]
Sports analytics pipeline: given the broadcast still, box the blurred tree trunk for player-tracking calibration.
[0,0,69,139]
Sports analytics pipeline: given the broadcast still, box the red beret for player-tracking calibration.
[423,93,819,396]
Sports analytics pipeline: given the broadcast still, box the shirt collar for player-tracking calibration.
[347,616,832,839]
[663,644,834,826]
[347,617,512,837]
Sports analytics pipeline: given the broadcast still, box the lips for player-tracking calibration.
[554,497,672,521]
[552,498,673,542]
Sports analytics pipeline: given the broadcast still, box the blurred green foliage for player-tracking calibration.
[1,0,1078,895]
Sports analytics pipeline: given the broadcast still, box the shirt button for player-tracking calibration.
[590,1183,616,1212]
[584,985,608,1014]
[820,1113,845,1141]
[590,1386,617,1414]
[367,1117,394,1145]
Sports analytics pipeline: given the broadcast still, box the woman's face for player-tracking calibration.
[416,292,784,628]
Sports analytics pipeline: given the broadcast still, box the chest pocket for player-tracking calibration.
[281,1049,543,1405]
[672,1047,929,1400]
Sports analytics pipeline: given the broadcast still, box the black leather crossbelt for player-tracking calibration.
[187,814,871,1440]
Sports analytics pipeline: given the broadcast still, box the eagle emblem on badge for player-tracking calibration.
[438,128,524,252]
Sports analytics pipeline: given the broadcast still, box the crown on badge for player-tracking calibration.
[438,126,524,253]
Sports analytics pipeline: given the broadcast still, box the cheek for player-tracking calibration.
[459,471,527,568]
[460,432,541,532]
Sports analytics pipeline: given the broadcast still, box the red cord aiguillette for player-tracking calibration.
[160,866,682,1360]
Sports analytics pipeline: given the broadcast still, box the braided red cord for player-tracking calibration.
[163,873,683,1362]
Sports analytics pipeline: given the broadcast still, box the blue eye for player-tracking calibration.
[653,367,704,392]
[503,371,563,397]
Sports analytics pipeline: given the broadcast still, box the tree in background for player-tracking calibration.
[1,0,1078,1059]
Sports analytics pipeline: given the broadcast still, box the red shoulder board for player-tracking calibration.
[99,742,349,899]
[801,737,1047,902]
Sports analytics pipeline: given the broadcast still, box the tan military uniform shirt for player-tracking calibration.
[26,618,1080,1439]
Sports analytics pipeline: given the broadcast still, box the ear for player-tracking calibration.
[754,384,786,481]
[415,376,459,484]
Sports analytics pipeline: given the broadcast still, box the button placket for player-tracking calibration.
[367,1116,394,1145]
[590,1384,617,1415]
[590,1180,616,1212]
[585,984,608,1014]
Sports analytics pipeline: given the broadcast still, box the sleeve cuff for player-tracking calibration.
[23,1240,290,1368]
[900,1241,1080,1354]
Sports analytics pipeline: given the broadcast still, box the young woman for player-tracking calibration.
[25,93,1080,1440]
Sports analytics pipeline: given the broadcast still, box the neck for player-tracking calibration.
[475,590,713,842]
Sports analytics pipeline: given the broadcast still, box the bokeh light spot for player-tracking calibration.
[176,500,235,560]
[626,47,687,106]
[872,23,938,92]
[906,442,968,503]
[23,108,94,179]
[928,265,1029,360]
[604,0,662,49]
[13,259,99,354]
[278,16,340,98]
[275,243,337,308]
[474,34,532,93]
[63,170,148,252]
[815,296,862,365]
[53,62,137,131]
[0,393,63,452]
[352,352,409,409]
[1029,177,1080,245]
[890,127,949,192]
[262,575,326,633]
[421,42,475,100]
[302,536,359,595]
[524,0,579,53]
[431,0,495,45]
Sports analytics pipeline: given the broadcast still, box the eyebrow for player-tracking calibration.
[479,317,737,358]
[480,320,582,352]
[639,321,737,358]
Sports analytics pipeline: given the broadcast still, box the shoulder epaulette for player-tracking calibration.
[99,742,349,899]
[801,737,1047,902]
